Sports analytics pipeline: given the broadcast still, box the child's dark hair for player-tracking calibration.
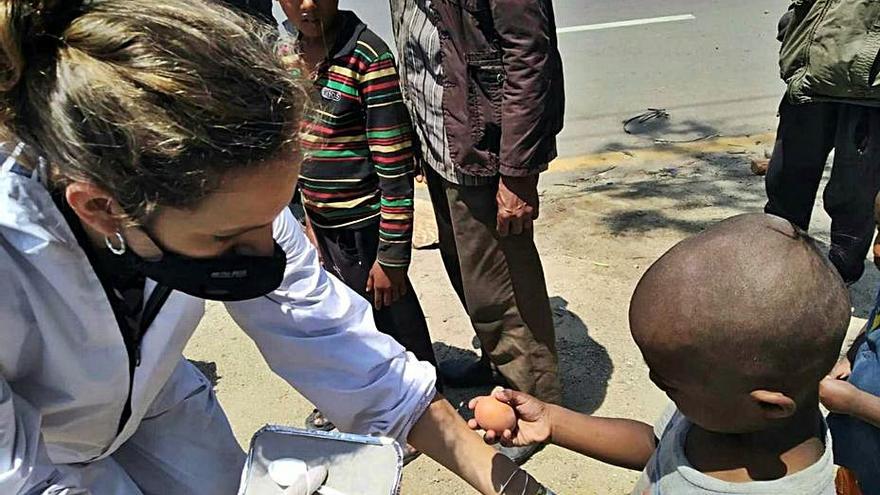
[0,0,308,224]
[630,213,851,399]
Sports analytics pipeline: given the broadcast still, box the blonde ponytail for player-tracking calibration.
[0,0,309,223]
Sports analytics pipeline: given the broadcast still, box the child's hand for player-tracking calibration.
[467,387,553,447]
[827,357,852,380]
[414,160,426,184]
[366,262,408,309]
[820,376,860,415]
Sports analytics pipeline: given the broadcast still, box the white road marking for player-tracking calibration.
[557,14,696,34]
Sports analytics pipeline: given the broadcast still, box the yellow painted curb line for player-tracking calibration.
[414,132,776,189]
[548,132,776,173]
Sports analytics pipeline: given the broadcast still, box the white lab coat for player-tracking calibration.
[0,153,436,494]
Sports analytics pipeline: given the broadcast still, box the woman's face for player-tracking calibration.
[278,0,339,40]
[121,156,300,260]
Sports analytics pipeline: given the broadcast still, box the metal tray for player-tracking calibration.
[238,425,403,495]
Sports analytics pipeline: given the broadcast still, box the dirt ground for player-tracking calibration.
[185,132,874,494]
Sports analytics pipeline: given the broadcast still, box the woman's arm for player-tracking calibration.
[409,396,545,495]
[228,211,548,494]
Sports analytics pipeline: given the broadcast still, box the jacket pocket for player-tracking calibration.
[783,0,880,101]
[854,16,880,88]
[450,0,489,13]
[466,52,504,152]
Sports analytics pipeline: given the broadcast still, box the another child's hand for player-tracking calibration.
[467,387,553,447]
[827,357,852,380]
[366,262,408,309]
[820,376,860,415]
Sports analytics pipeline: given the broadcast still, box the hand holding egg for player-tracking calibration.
[467,387,554,447]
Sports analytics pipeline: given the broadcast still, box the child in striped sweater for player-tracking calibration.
[278,0,441,438]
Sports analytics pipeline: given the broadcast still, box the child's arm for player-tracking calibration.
[358,45,416,309]
[469,389,656,471]
[547,403,658,470]
[851,389,880,428]
[821,377,880,428]
[359,46,416,271]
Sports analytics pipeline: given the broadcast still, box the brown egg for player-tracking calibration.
[474,396,517,432]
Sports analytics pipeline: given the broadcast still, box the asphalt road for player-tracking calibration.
[273,0,786,158]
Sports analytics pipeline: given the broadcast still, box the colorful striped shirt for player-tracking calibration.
[292,12,416,268]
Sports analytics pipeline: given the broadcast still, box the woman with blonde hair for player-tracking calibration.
[0,1,542,493]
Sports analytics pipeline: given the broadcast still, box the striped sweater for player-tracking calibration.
[295,12,416,268]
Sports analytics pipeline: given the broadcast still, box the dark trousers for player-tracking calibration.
[311,222,442,390]
[765,99,880,284]
[424,167,562,404]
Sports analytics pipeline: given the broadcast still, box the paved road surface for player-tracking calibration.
[273,0,786,158]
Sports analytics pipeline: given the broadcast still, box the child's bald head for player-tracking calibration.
[630,214,850,433]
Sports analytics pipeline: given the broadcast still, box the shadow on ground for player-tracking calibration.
[543,148,780,239]
[433,296,612,418]
[607,114,722,152]
[593,154,766,236]
[551,296,613,414]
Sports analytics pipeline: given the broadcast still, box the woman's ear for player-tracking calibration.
[64,181,121,237]
[750,390,797,420]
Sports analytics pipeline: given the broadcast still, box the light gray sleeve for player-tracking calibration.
[653,402,680,440]
[224,209,437,445]
[0,380,92,494]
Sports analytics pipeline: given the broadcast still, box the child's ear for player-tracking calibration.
[750,390,797,420]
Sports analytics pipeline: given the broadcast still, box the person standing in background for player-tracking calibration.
[389,0,565,464]
[277,0,441,451]
[765,3,880,285]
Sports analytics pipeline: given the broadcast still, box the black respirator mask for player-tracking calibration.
[109,230,287,302]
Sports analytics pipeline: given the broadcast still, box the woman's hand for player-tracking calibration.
[366,262,408,309]
[468,387,553,447]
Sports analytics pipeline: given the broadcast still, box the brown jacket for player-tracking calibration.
[432,0,565,177]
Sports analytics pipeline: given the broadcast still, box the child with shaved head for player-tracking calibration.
[470,213,849,494]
